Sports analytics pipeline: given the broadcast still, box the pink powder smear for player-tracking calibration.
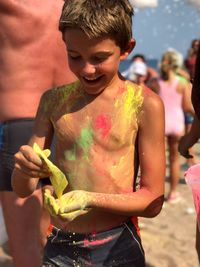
[83,235,114,247]
[94,115,112,139]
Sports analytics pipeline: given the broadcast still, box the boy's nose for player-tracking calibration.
[82,63,96,75]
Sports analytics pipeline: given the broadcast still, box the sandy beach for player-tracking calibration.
[0,143,200,267]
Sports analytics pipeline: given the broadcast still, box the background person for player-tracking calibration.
[127,60,148,85]
[179,45,200,262]
[185,39,200,80]
[151,50,194,203]
[122,53,159,86]
[0,1,75,266]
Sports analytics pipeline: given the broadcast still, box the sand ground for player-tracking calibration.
[0,143,200,267]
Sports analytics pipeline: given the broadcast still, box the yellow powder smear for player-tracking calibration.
[114,82,143,123]
[123,83,143,123]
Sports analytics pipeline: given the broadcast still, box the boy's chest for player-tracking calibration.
[52,93,140,150]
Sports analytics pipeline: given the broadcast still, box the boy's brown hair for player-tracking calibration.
[59,0,134,51]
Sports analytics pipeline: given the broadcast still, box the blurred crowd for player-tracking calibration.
[122,38,200,203]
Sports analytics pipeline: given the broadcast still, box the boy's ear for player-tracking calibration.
[120,38,136,61]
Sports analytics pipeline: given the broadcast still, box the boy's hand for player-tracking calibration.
[14,145,50,178]
[44,189,91,222]
[58,190,91,221]
[59,190,92,213]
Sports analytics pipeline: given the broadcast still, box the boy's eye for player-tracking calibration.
[69,54,81,60]
[92,56,109,64]
[95,57,106,62]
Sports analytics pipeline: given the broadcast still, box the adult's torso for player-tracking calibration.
[0,0,76,122]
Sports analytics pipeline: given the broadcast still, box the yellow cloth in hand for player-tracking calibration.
[33,143,68,199]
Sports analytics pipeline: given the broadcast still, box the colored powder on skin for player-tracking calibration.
[57,82,79,106]
[94,114,112,139]
[42,81,79,113]
[77,125,94,160]
[117,85,126,95]
[123,83,143,123]
[65,122,94,162]
[111,156,125,170]
[65,145,77,161]
[110,156,126,182]
[115,82,143,122]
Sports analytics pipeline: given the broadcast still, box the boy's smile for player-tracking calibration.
[63,28,127,95]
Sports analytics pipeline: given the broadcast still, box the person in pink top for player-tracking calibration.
[159,77,185,137]
[152,50,193,203]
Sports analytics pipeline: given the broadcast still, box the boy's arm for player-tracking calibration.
[93,91,165,217]
[12,144,44,197]
[12,136,52,197]
[59,90,165,219]
[12,92,54,197]
[178,115,200,158]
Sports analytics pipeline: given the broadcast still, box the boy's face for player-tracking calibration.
[63,28,128,95]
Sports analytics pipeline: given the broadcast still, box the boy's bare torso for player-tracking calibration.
[0,0,75,122]
[38,81,143,233]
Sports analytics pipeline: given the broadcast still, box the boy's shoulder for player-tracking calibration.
[38,80,80,112]
[127,80,162,103]
[40,80,80,105]
[43,80,79,98]
[125,80,163,116]
[129,80,164,112]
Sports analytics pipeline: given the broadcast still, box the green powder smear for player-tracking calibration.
[77,125,94,159]
[65,123,94,161]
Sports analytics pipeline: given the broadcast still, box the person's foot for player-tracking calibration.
[167,192,182,204]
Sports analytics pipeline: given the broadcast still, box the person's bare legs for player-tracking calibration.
[167,135,181,200]
[0,189,46,267]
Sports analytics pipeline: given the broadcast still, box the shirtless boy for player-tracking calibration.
[12,0,165,266]
[0,1,75,266]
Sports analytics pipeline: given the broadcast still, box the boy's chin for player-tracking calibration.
[81,78,106,95]
[83,86,105,95]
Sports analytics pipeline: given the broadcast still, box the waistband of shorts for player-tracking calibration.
[0,118,34,126]
[49,219,134,242]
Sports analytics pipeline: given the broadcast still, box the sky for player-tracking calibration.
[130,0,200,60]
